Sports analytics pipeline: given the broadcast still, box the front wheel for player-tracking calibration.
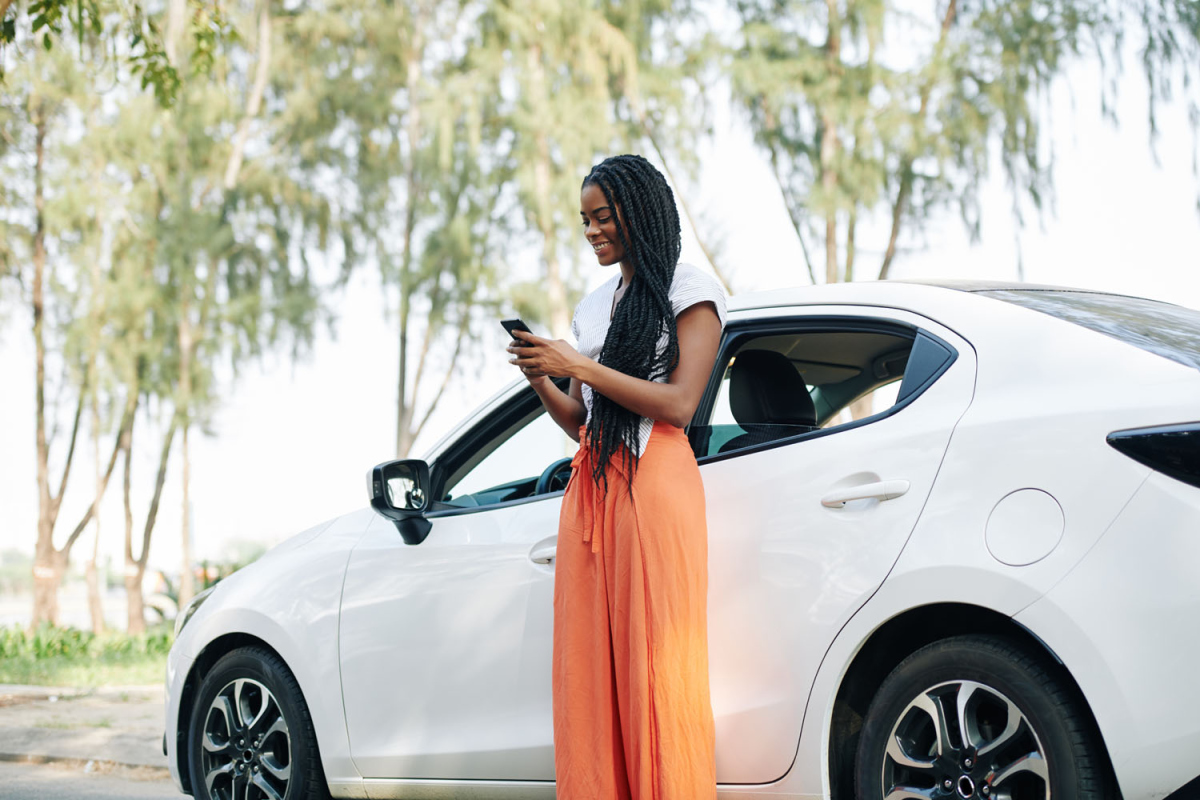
[854,635,1113,800]
[187,647,330,800]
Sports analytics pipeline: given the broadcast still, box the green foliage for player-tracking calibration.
[730,0,1200,281]
[0,625,172,687]
[1,0,237,105]
[0,624,172,661]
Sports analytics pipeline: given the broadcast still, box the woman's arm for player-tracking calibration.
[509,302,722,429]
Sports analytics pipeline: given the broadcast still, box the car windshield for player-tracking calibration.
[979,289,1200,372]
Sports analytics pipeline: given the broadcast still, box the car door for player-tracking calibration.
[338,388,572,781]
[695,306,977,784]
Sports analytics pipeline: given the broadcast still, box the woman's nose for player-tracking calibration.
[584,219,599,238]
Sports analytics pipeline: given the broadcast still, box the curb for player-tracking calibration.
[0,750,171,779]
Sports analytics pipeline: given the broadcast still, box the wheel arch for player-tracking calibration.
[825,602,1120,799]
[175,632,289,795]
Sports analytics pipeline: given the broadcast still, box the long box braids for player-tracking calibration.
[581,154,682,495]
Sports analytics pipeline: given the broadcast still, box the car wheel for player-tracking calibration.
[187,647,329,800]
[854,635,1111,800]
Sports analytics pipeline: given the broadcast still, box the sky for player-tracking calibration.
[1,39,1199,583]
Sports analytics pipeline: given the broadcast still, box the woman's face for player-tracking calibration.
[580,182,627,267]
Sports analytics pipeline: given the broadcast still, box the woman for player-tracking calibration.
[507,154,726,799]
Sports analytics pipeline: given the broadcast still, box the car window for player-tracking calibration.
[693,326,952,458]
[979,289,1200,372]
[439,406,576,508]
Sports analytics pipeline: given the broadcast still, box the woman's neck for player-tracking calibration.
[619,261,635,287]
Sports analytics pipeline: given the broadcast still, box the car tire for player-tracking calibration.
[854,634,1113,800]
[187,647,330,800]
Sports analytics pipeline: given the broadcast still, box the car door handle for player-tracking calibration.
[821,480,911,508]
[530,537,558,564]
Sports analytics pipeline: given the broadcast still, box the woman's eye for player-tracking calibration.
[597,217,612,224]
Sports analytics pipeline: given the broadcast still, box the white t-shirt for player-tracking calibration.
[571,262,728,456]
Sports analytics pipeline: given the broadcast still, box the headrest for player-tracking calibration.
[729,349,817,427]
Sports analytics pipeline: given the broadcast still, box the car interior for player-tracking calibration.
[430,323,953,511]
[691,328,914,458]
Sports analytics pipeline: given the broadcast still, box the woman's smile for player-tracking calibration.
[581,183,627,266]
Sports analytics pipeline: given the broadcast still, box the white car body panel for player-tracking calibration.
[165,281,1200,800]
[1014,469,1200,799]
[782,295,1200,797]
[702,306,977,783]
[167,510,378,797]
[340,493,560,780]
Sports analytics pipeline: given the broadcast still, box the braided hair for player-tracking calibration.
[582,154,682,493]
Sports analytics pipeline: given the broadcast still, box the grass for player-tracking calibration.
[0,625,171,688]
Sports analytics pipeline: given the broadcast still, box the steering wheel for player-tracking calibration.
[535,456,574,495]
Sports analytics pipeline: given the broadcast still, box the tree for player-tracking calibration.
[276,0,509,459]
[128,0,330,619]
[604,0,735,291]
[729,0,1200,285]
[477,0,642,337]
[1,12,140,628]
[4,0,329,628]
[0,0,234,106]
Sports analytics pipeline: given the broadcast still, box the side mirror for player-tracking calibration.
[367,459,433,545]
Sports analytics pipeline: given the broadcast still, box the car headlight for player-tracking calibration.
[174,586,216,638]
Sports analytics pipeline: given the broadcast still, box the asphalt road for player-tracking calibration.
[0,760,187,799]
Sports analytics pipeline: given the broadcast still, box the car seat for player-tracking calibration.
[718,349,819,454]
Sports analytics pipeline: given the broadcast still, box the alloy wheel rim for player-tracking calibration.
[881,679,1049,800]
[200,678,291,800]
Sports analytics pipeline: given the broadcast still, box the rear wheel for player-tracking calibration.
[187,647,330,800]
[854,635,1113,800]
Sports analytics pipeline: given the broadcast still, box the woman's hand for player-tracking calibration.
[507,329,586,381]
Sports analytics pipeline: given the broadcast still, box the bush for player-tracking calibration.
[0,624,174,686]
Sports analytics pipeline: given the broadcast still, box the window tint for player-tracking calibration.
[980,290,1200,371]
[693,327,921,458]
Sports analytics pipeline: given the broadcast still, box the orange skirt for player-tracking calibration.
[552,422,716,800]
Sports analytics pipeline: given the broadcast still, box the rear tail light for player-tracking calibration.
[1107,422,1200,489]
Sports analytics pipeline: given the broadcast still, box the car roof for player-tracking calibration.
[727,278,1135,314]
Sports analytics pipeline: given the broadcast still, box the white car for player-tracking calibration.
[165,280,1200,800]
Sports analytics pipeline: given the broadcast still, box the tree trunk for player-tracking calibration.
[124,570,146,635]
[30,103,60,629]
[86,167,107,636]
[821,0,842,285]
[845,206,857,283]
[223,4,272,191]
[396,7,427,459]
[539,159,568,338]
[178,298,195,608]
[879,0,958,280]
[86,537,104,634]
[125,419,176,633]
[164,0,188,67]
[396,282,414,457]
[122,432,140,633]
[86,393,104,635]
[526,42,569,338]
[179,423,194,607]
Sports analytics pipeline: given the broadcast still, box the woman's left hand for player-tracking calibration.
[507,329,586,379]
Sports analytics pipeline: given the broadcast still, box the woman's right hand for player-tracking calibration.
[507,337,588,440]
[508,339,548,385]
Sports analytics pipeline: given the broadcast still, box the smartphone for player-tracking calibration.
[501,318,534,345]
